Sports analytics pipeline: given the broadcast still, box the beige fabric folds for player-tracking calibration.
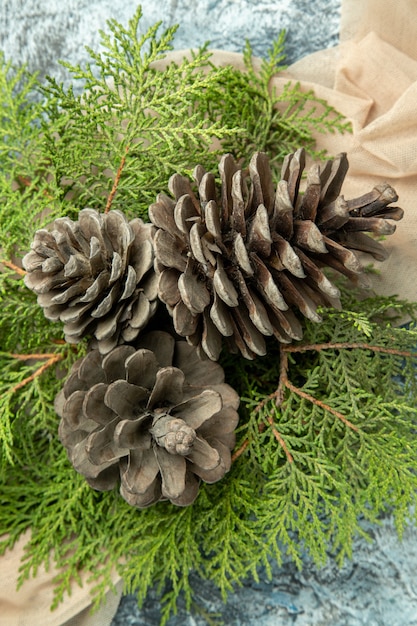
[206,0,417,302]
[2,1,417,624]
[294,0,417,301]
[0,532,123,626]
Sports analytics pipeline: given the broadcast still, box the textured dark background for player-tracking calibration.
[1,1,417,624]
[0,0,340,84]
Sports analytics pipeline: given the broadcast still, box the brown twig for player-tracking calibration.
[265,415,294,463]
[16,175,32,189]
[4,353,64,396]
[232,348,294,463]
[15,175,55,200]
[232,392,294,463]
[275,339,417,432]
[232,423,266,462]
[232,338,386,462]
[275,349,289,406]
[283,379,359,432]
[1,259,26,276]
[231,439,251,463]
[105,146,129,213]
[284,341,416,359]
[10,352,59,360]
[276,343,358,431]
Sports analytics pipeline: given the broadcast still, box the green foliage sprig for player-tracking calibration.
[207,34,350,170]
[0,6,416,626]
[1,291,417,624]
[0,4,350,243]
[0,54,63,255]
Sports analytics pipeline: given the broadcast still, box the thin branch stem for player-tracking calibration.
[10,352,59,360]
[232,348,294,463]
[231,439,250,462]
[232,423,266,463]
[276,345,358,431]
[232,394,293,463]
[1,259,26,276]
[3,353,64,397]
[284,342,416,359]
[105,146,129,213]
[274,339,417,431]
[283,379,359,432]
[275,349,289,406]
[233,339,378,462]
[265,415,294,463]
[16,174,54,199]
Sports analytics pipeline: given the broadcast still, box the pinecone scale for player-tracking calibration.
[23,209,158,353]
[150,149,402,360]
[56,331,239,508]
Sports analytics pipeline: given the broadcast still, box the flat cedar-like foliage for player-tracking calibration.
[0,6,416,624]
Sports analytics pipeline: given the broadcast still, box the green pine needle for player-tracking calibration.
[1,293,416,624]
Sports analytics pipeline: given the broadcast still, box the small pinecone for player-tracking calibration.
[149,150,403,360]
[22,209,158,353]
[55,331,239,508]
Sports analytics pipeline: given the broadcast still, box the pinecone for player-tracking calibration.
[149,150,403,360]
[55,331,239,508]
[22,209,158,353]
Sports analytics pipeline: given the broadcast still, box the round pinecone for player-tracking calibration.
[149,150,403,360]
[55,331,239,508]
[22,209,158,353]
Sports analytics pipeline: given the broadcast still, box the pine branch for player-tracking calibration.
[0,339,82,468]
[1,294,416,624]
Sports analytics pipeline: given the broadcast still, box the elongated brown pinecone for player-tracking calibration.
[55,331,239,507]
[22,209,158,354]
[149,149,403,360]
